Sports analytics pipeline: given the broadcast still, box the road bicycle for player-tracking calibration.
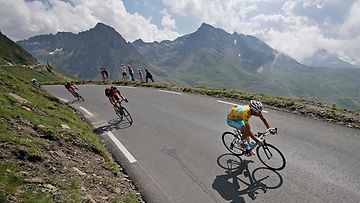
[222,128,286,170]
[70,89,84,101]
[113,99,133,124]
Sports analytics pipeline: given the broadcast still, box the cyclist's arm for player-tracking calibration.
[114,90,123,99]
[258,113,270,129]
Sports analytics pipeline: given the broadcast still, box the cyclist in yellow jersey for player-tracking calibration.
[227,100,271,156]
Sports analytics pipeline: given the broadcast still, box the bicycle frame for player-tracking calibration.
[233,128,277,152]
[113,98,126,108]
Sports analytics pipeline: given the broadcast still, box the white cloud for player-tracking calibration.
[0,0,179,42]
[340,0,360,38]
[161,0,360,64]
[161,9,177,29]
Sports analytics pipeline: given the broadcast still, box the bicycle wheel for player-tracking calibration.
[121,107,133,124]
[222,132,244,156]
[78,94,84,101]
[114,106,123,120]
[256,143,286,170]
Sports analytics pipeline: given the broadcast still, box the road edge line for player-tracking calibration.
[106,131,137,164]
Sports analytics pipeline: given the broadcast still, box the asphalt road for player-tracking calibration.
[44,85,360,203]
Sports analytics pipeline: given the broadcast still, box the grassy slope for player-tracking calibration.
[0,33,37,65]
[0,66,138,202]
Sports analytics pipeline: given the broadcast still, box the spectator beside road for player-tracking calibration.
[145,69,154,82]
[121,64,127,81]
[128,65,135,81]
[100,67,109,81]
[138,68,143,82]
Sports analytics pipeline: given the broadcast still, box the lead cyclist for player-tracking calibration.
[226,100,276,156]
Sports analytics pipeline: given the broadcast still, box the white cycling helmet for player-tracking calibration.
[249,100,263,113]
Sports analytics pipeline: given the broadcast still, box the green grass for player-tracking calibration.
[0,163,23,194]
[112,193,139,203]
[0,65,127,202]
[22,187,53,203]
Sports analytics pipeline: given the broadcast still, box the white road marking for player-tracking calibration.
[118,86,137,89]
[157,90,182,95]
[59,98,68,103]
[106,131,137,163]
[217,100,268,113]
[217,100,238,106]
[79,106,94,117]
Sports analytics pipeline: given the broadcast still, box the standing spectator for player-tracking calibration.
[128,65,135,81]
[100,67,109,81]
[145,69,154,82]
[138,68,143,82]
[121,64,127,81]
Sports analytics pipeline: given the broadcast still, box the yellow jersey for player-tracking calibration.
[227,105,252,125]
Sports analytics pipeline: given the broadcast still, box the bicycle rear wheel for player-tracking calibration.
[78,94,84,101]
[121,107,133,124]
[222,132,244,156]
[114,106,123,120]
[256,143,286,170]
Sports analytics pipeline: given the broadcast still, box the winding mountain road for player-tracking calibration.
[44,85,360,203]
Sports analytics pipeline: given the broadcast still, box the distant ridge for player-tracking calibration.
[17,23,151,79]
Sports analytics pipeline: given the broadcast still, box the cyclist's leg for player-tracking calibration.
[227,118,246,149]
[241,125,258,156]
[108,96,115,106]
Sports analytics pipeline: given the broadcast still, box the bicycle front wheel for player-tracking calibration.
[256,143,286,170]
[121,107,133,124]
[222,132,244,156]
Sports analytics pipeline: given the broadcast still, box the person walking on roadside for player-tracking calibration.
[138,68,143,82]
[121,64,127,81]
[145,69,154,82]
[128,65,135,81]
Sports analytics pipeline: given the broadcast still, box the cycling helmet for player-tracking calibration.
[111,85,117,90]
[249,100,263,113]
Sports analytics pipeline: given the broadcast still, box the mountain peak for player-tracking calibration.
[94,22,110,28]
[197,23,215,32]
[90,22,117,33]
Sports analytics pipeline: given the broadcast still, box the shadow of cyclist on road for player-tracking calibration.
[68,99,84,104]
[212,153,283,202]
[93,118,132,134]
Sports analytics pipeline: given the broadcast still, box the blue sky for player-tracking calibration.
[0,0,359,65]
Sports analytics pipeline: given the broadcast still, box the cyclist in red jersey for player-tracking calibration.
[64,82,77,94]
[105,85,128,107]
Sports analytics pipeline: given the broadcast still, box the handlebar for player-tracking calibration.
[257,127,277,138]
[116,98,128,103]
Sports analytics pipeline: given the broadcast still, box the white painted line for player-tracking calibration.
[217,100,238,106]
[157,90,182,95]
[217,100,269,113]
[106,131,137,163]
[59,98,68,103]
[79,106,94,117]
[118,86,137,89]
[82,84,99,87]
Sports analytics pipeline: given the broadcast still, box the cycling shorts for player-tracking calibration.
[110,94,119,101]
[227,117,245,130]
